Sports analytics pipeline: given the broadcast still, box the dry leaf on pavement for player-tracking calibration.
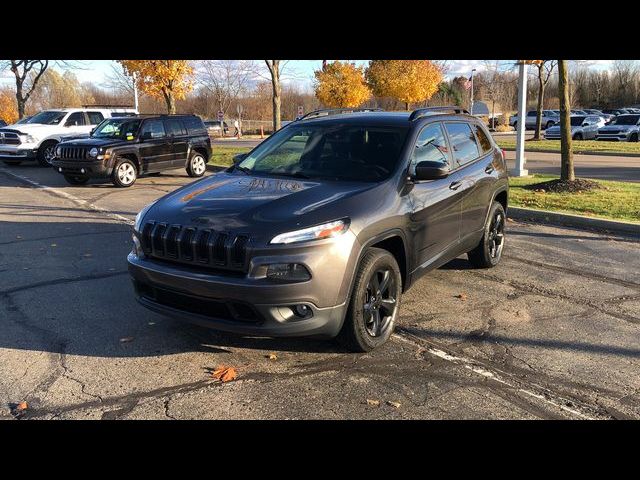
[386,400,401,409]
[211,366,237,382]
[267,353,278,360]
[455,293,468,301]
[11,401,28,418]
[366,399,380,406]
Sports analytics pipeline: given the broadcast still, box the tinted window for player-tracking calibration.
[87,111,104,125]
[29,111,66,125]
[472,124,493,154]
[140,119,166,139]
[93,118,141,139]
[570,116,586,126]
[65,112,86,126]
[527,111,536,117]
[445,123,480,166]
[410,123,449,175]
[165,118,187,136]
[182,116,206,135]
[614,115,640,125]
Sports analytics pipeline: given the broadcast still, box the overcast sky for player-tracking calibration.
[0,60,617,90]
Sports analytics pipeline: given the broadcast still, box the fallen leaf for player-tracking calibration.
[119,336,134,343]
[455,293,467,301]
[267,353,278,361]
[366,399,380,406]
[211,366,237,383]
[16,401,28,411]
[386,400,401,409]
[11,401,28,418]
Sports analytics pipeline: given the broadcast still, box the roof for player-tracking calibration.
[296,110,475,128]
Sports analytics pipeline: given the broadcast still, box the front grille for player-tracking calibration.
[0,131,20,145]
[59,146,89,159]
[140,221,250,272]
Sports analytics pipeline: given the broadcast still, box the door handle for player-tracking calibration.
[449,181,462,190]
[485,164,495,174]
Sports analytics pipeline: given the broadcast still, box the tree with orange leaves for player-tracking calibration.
[0,88,18,125]
[314,61,371,108]
[118,60,194,114]
[366,60,443,110]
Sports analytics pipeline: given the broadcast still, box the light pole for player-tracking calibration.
[514,61,529,177]
[132,71,139,112]
[470,68,476,114]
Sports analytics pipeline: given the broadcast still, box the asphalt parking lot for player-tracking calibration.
[1,164,639,420]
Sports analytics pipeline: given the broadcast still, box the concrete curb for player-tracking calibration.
[500,147,640,158]
[509,207,640,236]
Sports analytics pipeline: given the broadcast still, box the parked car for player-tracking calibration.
[602,108,630,117]
[596,114,640,142]
[544,115,601,140]
[583,109,613,124]
[51,114,212,187]
[14,115,33,125]
[0,106,138,167]
[0,120,6,128]
[128,107,508,352]
[624,107,640,114]
[204,120,229,136]
[511,110,559,130]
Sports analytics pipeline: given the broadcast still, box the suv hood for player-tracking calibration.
[599,124,636,132]
[144,171,377,237]
[59,137,126,148]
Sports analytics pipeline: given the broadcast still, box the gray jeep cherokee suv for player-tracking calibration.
[128,107,509,351]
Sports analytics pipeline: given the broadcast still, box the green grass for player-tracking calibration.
[496,139,640,155]
[209,145,251,167]
[509,174,640,223]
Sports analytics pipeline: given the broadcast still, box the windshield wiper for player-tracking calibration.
[272,171,312,180]
[233,164,253,175]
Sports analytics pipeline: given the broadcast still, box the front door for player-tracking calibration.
[64,112,91,136]
[407,122,463,272]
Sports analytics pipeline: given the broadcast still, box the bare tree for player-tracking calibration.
[533,60,557,140]
[480,61,515,127]
[5,60,49,118]
[265,60,282,131]
[103,63,135,97]
[558,60,574,181]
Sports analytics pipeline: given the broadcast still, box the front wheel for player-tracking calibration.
[111,158,137,187]
[337,248,402,352]
[573,133,583,141]
[186,151,207,177]
[630,133,639,142]
[467,201,506,268]
[64,175,89,185]
[545,121,554,129]
[37,141,58,167]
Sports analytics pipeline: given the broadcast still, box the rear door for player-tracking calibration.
[164,118,189,167]
[138,119,172,172]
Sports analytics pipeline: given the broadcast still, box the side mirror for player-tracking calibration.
[233,153,247,164]
[414,161,450,181]
[90,128,96,136]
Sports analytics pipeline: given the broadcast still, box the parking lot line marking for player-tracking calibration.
[392,330,602,420]
[0,168,133,226]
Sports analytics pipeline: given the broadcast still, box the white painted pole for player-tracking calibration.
[133,72,139,112]
[514,62,528,177]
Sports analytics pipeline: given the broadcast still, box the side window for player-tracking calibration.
[410,123,449,175]
[445,122,481,166]
[87,111,104,125]
[183,116,206,135]
[65,112,86,126]
[471,124,493,154]
[527,111,536,117]
[140,119,166,139]
[165,118,187,136]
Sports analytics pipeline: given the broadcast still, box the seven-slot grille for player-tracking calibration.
[59,145,89,160]
[140,221,250,271]
[0,131,20,145]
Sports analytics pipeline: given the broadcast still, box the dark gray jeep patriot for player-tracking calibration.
[128,107,508,351]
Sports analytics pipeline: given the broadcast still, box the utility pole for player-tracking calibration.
[514,61,529,177]
[470,68,476,115]
[132,71,139,112]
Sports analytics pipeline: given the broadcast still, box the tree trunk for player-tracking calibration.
[558,60,574,182]
[15,78,25,119]
[266,61,281,131]
[534,69,544,140]
[405,102,410,111]
[162,90,176,114]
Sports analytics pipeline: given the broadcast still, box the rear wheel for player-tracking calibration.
[467,201,506,269]
[573,133,583,141]
[545,121,554,129]
[111,158,137,187]
[2,160,22,166]
[64,175,89,185]
[337,248,402,352]
[186,151,207,177]
[37,141,58,167]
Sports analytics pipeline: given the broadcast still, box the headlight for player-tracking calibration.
[89,148,99,157]
[56,146,62,156]
[270,219,350,245]
[134,201,156,232]
[19,134,37,143]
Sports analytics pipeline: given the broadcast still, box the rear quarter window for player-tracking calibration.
[183,116,207,136]
[471,124,493,154]
[445,122,481,166]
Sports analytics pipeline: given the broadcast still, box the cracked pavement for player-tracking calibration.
[1,164,639,420]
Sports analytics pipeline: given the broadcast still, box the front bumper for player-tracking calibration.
[0,146,38,161]
[50,158,111,177]
[596,133,630,141]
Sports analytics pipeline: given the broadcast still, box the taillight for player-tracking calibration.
[501,149,507,159]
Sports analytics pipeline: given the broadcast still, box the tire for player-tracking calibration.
[467,201,506,269]
[337,248,402,352]
[630,133,639,142]
[111,157,137,187]
[186,151,207,178]
[2,160,22,166]
[573,133,583,141]
[36,141,58,167]
[545,121,554,129]
[64,175,89,185]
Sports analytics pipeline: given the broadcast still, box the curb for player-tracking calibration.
[509,207,640,236]
[500,147,640,158]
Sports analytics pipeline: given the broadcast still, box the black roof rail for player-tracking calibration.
[299,108,384,121]
[409,106,469,121]
[82,104,136,109]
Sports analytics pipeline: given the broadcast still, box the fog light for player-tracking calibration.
[266,263,311,282]
[132,234,142,256]
[58,167,62,172]
[293,304,312,318]
[80,168,85,174]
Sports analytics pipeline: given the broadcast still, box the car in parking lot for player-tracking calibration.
[596,114,640,142]
[511,110,559,130]
[544,115,601,140]
[128,106,509,352]
[0,120,6,128]
[204,120,229,136]
[51,114,212,187]
[0,106,137,167]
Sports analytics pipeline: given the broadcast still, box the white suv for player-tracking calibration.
[0,106,137,166]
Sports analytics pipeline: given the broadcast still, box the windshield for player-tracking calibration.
[570,116,587,126]
[613,115,640,125]
[92,118,142,139]
[29,111,66,125]
[237,124,409,182]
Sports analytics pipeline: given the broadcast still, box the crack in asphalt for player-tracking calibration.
[0,270,129,296]
[0,229,130,246]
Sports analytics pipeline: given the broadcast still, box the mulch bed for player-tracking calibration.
[522,178,602,194]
